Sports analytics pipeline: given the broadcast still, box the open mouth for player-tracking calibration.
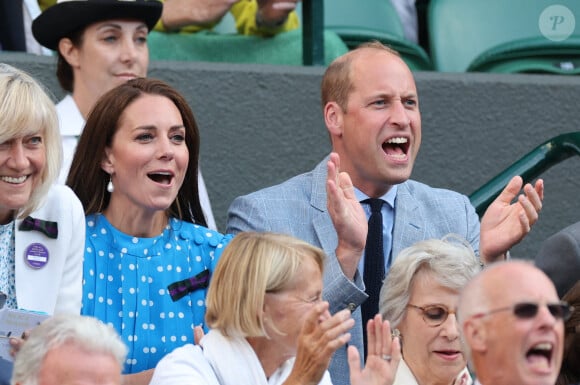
[434,349,461,360]
[1,175,27,184]
[526,342,553,370]
[147,172,173,185]
[382,137,409,160]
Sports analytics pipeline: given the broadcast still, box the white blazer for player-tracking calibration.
[14,184,85,315]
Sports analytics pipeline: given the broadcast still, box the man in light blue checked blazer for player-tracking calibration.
[227,42,544,385]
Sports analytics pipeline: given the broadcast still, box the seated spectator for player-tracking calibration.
[38,0,299,37]
[11,314,126,385]
[390,0,418,43]
[0,1,49,54]
[0,63,84,384]
[558,281,579,385]
[379,235,480,385]
[156,0,300,36]
[150,231,401,385]
[535,221,580,298]
[458,261,570,385]
[535,221,580,385]
[31,0,217,229]
[66,77,233,385]
[226,41,544,384]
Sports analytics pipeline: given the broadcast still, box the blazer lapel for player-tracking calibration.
[392,182,423,259]
[310,156,338,255]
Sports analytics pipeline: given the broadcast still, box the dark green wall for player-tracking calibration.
[2,52,579,260]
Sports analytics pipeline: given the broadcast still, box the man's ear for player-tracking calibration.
[463,319,487,353]
[58,37,80,68]
[324,101,344,138]
[100,147,114,175]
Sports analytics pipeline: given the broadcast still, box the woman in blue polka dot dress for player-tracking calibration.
[66,77,233,384]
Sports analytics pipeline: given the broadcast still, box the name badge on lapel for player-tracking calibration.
[24,243,50,269]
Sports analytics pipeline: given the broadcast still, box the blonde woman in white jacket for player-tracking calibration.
[0,63,84,383]
[151,232,401,385]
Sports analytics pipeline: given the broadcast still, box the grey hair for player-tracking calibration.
[11,315,127,385]
[379,234,481,328]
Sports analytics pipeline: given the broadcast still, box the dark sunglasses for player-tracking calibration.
[407,304,457,327]
[471,301,573,322]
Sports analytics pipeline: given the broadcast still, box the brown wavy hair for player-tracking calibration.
[66,77,207,226]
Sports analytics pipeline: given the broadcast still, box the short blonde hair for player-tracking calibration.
[0,63,61,218]
[205,232,325,337]
[379,234,481,328]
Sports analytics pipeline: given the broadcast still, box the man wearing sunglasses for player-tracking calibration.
[458,261,570,385]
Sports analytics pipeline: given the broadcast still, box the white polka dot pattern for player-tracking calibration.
[81,214,233,374]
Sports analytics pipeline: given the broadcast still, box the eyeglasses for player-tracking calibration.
[471,301,573,322]
[407,304,457,327]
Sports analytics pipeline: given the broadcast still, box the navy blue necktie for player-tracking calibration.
[361,198,384,357]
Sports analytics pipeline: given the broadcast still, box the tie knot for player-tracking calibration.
[364,198,384,213]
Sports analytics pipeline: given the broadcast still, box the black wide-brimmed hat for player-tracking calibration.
[32,0,163,51]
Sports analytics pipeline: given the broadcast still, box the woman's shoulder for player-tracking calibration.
[169,219,234,247]
[151,343,219,385]
[32,184,84,219]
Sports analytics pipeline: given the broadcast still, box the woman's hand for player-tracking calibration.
[9,330,30,357]
[193,325,205,345]
[348,314,401,385]
[285,301,354,385]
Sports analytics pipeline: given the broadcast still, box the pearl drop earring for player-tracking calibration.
[107,178,114,193]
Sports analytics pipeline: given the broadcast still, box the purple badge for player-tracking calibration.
[24,243,49,269]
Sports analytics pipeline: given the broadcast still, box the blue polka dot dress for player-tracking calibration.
[81,213,233,374]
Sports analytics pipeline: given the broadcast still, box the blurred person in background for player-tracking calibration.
[32,0,217,229]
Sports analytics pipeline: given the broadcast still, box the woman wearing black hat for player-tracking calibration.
[32,0,217,230]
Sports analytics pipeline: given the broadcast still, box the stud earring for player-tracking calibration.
[391,328,401,339]
[107,178,114,193]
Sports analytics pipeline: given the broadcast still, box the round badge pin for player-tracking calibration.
[24,243,50,269]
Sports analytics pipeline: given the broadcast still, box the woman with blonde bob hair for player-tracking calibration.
[0,63,61,215]
[379,235,481,385]
[0,63,85,383]
[151,232,401,385]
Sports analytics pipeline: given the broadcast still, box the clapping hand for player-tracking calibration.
[326,152,367,280]
[480,176,543,263]
[286,301,354,385]
[348,314,401,385]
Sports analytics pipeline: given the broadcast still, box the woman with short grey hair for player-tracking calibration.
[379,235,481,385]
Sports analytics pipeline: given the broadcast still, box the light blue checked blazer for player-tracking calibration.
[226,156,480,385]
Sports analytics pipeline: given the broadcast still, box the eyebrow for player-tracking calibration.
[96,22,148,31]
[369,91,418,99]
[133,125,186,132]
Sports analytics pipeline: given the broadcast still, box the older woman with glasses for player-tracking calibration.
[379,235,481,385]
